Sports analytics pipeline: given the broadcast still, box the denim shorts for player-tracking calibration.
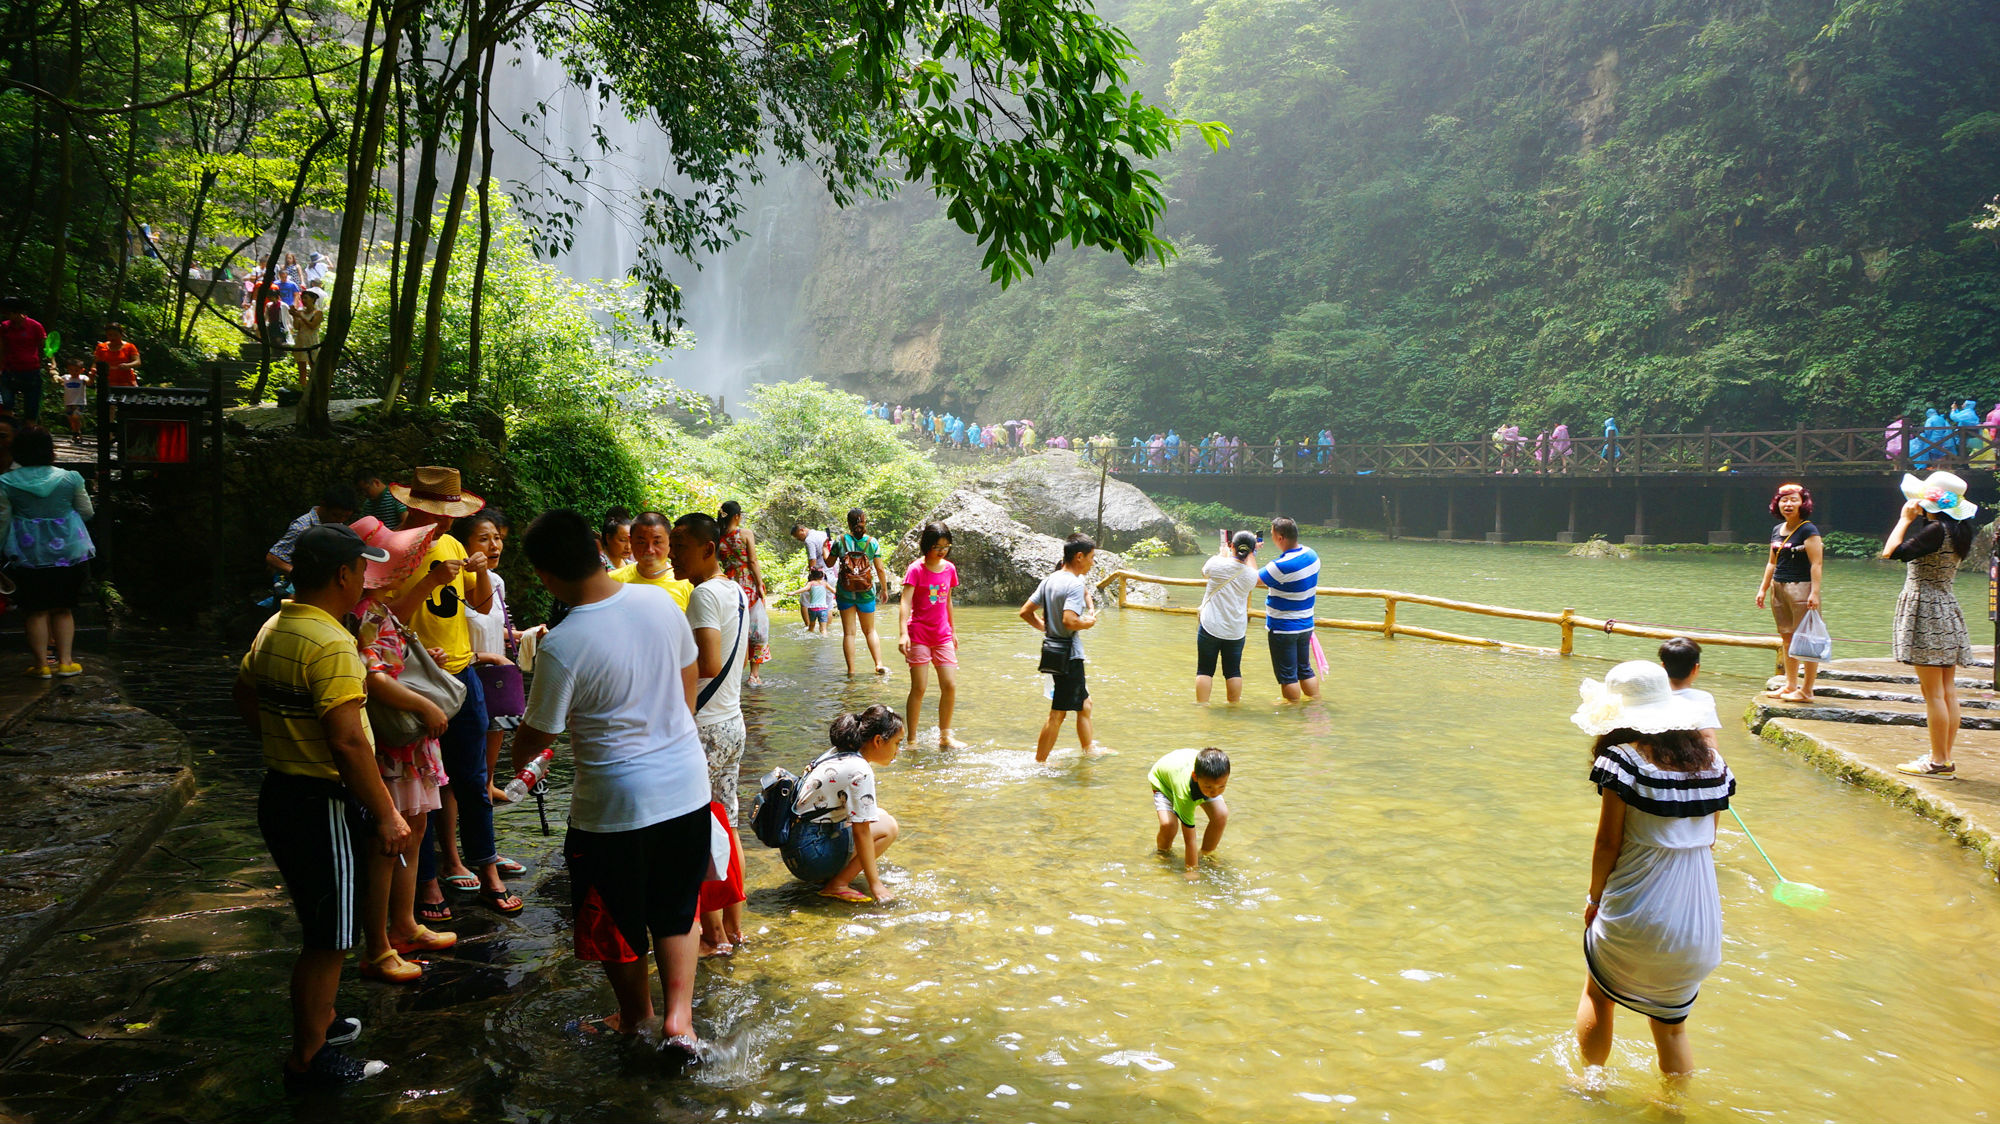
[1268,630,1316,685]
[1196,626,1245,680]
[836,588,877,613]
[782,819,854,883]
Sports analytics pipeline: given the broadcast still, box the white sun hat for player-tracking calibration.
[1900,471,1978,520]
[1570,660,1704,737]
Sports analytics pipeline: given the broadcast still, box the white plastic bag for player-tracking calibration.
[1789,609,1832,663]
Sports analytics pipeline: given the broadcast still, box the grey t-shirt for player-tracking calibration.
[1035,570,1091,662]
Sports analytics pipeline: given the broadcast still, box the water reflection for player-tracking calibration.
[1,544,1997,1121]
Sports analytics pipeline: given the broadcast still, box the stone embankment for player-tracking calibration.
[0,671,195,979]
[1748,654,2000,876]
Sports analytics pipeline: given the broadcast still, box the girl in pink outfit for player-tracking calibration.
[898,522,965,748]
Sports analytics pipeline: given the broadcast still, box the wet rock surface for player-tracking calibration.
[964,450,1194,554]
[0,669,193,981]
[887,487,1155,606]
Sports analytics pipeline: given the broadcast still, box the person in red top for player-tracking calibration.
[94,324,141,388]
[1,296,49,421]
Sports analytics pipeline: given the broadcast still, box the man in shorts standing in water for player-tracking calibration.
[1256,517,1321,703]
[1021,536,1100,762]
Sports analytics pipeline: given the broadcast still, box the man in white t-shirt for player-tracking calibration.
[510,509,708,1056]
[791,522,832,627]
[668,512,749,816]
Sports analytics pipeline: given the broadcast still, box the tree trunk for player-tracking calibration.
[307,0,410,434]
[2,101,46,283]
[108,2,143,323]
[45,0,82,325]
[175,169,218,347]
[466,46,497,400]
[380,111,444,412]
[412,69,484,405]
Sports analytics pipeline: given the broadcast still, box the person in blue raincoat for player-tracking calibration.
[1951,399,1982,458]
[1916,407,1949,468]
[1601,417,1621,462]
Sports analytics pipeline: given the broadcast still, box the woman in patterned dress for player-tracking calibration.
[1882,471,1978,779]
[718,500,771,686]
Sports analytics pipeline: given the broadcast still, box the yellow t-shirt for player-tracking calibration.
[394,533,475,674]
[238,602,373,781]
[612,562,693,609]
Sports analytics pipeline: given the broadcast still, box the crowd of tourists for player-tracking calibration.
[9,425,1977,1094]
[1,298,147,438]
[864,400,1105,453]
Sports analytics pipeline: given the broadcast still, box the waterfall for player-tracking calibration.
[483,46,822,405]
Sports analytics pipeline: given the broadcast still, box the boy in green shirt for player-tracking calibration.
[1149,747,1231,879]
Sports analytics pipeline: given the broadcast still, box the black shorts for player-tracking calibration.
[1196,627,1245,680]
[565,806,710,963]
[257,769,366,951]
[8,564,89,613]
[1268,630,1316,685]
[1050,658,1090,712]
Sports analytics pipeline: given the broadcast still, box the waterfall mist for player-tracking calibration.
[484,47,823,406]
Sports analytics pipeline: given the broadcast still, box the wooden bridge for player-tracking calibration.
[1087,424,1992,544]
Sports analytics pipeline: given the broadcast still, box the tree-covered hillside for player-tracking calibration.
[804,0,2000,441]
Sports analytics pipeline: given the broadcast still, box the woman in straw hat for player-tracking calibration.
[387,466,522,917]
[1881,471,1980,779]
[349,515,459,980]
[1571,661,1736,1080]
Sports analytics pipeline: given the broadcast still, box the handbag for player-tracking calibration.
[365,619,467,746]
[475,593,526,718]
[1037,580,1075,674]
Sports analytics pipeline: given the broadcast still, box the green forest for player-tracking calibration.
[816,0,2000,441]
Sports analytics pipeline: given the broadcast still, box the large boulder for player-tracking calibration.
[889,487,1161,606]
[969,450,1195,553]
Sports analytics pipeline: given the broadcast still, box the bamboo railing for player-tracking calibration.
[1095,569,1783,658]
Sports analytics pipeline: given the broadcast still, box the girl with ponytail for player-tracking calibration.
[783,705,907,902]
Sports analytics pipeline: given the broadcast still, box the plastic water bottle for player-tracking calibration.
[502,749,553,803]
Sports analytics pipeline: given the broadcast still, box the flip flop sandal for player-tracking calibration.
[417,900,454,924]
[817,887,872,903]
[442,873,480,892]
[480,888,525,915]
[496,857,527,877]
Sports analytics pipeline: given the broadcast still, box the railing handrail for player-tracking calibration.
[1096,568,1782,655]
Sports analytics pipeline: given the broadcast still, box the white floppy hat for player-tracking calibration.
[1900,471,1978,520]
[1570,661,1704,737]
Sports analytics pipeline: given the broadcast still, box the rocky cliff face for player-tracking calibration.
[886,487,1157,606]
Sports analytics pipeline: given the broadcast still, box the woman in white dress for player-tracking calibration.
[1569,661,1736,1077]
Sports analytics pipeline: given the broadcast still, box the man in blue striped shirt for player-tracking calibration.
[1256,517,1321,701]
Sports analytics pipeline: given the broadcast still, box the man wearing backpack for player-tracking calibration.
[835,508,890,675]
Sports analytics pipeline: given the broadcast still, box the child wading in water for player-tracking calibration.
[1149,747,1230,879]
[784,705,905,904]
[787,572,834,634]
[899,522,967,748]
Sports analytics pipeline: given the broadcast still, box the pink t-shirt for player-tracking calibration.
[902,560,958,647]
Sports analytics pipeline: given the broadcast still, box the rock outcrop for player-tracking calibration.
[968,450,1194,553]
[889,487,1161,606]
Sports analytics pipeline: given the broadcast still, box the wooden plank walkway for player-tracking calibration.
[1749,654,2000,876]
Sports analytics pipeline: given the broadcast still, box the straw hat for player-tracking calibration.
[1570,661,1704,737]
[349,515,439,590]
[1900,471,1978,520]
[390,466,485,518]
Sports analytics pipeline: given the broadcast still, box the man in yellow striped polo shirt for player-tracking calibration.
[235,523,408,1090]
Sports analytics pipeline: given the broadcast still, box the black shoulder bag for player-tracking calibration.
[696,585,747,711]
[1037,580,1075,675]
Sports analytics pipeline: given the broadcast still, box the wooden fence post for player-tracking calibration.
[1560,607,1575,655]
[1118,574,1129,609]
[1383,597,1397,639]
[1795,423,1807,472]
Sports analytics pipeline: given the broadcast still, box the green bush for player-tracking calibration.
[1125,536,1172,560]
[1821,531,1882,560]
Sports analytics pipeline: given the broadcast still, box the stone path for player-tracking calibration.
[0,668,194,979]
[1748,651,2000,875]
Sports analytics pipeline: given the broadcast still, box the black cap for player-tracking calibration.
[294,523,389,570]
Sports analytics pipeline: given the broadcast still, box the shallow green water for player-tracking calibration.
[3,540,1997,1122]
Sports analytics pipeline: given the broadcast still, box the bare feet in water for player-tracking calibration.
[939,730,969,750]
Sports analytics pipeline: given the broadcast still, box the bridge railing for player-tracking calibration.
[1087,423,1987,478]
[1095,569,1783,658]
